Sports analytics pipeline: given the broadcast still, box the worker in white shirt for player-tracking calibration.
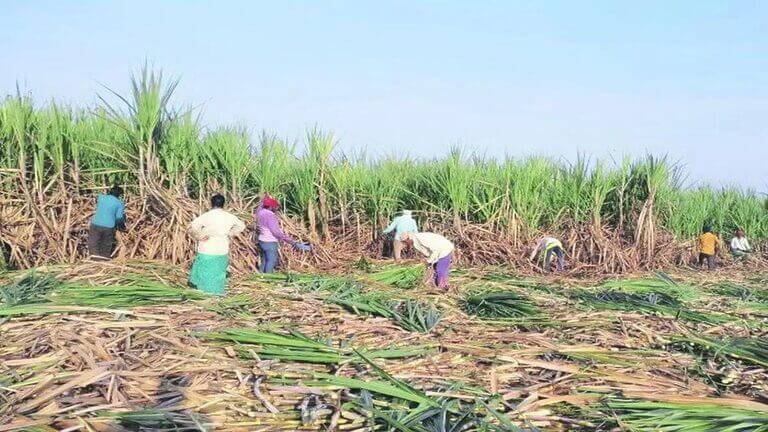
[188,194,246,295]
[529,236,565,273]
[400,232,454,289]
[730,228,752,261]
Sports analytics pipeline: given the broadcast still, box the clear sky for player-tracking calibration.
[2,1,767,190]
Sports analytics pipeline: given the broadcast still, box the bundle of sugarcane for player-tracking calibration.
[205,294,257,318]
[460,290,541,319]
[248,272,317,284]
[608,398,768,431]
[47,282,208,308]
[204,328,430,363]
[388,299,444,333]
[367,265,425,289]
[307,352,515,431]
[104,409,214,431]
[0,272,60,306]
[711,282,768,303]
[328,287,443,333]
[599,272,700,302]
[249,271,362,296]
[578,290,734,324]
[674,334,768,367]
[353,256,374,273]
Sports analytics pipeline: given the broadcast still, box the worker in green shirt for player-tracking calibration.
[383,210,419,260]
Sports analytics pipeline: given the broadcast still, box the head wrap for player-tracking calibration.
[263,194,280,210]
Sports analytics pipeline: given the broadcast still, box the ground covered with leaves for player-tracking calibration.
[1,260,767,431]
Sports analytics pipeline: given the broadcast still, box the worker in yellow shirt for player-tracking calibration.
[698,225,719,270]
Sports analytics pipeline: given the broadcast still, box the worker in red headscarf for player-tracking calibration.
[255,194,309,273]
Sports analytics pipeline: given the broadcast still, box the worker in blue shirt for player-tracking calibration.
[88,185,126,260]
[383,210,419,260]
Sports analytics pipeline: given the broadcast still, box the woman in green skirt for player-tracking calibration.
[188,194,246,295]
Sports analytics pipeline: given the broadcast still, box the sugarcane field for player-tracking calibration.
[3,3,768,430]
[1,70,767,431]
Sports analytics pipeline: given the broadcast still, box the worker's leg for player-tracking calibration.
[543,249,553,273]
[698,253,706,267]
[707,254,715,270]
[89,225,114,260]
[732,250,747,261]
[393,239,403,260]
[554,247,565,271]
[434,254,452,288]
[258,243,267,273]
[99,227,116,259]
[259,241,279,273]
[87,225,101,258]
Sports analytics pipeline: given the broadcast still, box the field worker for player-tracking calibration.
[383,210,419,260]
[400,232,454,289]
[88,184,126,261]
[698,225,719,270]
[730,228,752,261]
[529,236,565,273]
[188,194,245,295]
[256,194,310,273]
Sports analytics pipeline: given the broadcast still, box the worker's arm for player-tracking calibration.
[529,243,542,261]
[407,219,418,234]
[115,201,126,231]
[264,212,295,244]
[382,218,398,234]
[230,216,246,237]
[188,216,207,241]
[426,248,441,264]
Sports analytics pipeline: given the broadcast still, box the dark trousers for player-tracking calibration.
[88,224,116,259]
[544,247,565,272]
[259,241,279,273]
[699,253,715,270]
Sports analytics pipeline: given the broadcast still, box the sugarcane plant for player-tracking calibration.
[576,289,734,325]
[204,294,257,318]
[672,333,768,368]
[608,398,768,432]
[328,289,443,333]
[368,265,426,289]
[599,272,700,302]
[711,282,768,303]
[326,351,520,432]
[460,290,541,319]
[49,282,208,308]
[204,328,431,364]
[0,272,60,306]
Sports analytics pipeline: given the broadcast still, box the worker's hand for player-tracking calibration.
[294,242,312,252]
[200,236,210,242]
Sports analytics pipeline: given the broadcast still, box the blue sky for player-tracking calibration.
[2,1,767,190]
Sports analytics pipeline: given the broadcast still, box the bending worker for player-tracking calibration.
[383,210,418,260]
[188,194,245,295]
[88,184,126,260]
[730,228,752,261]
[255,194,310,273]
[400,232,454,289]
[529,236,565,273]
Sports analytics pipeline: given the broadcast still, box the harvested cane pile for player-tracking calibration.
[2,260,768,431]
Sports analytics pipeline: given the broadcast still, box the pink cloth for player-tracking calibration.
[256,208,294,243]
